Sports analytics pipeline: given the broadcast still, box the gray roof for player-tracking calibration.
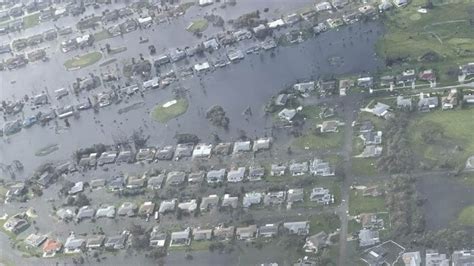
[166,171,186,185]
[117,202,137,216]
[148,174,165,188]
[233,141,251,153]
[76,206,95,220]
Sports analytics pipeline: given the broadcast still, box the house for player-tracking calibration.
[170,228,191,246]
[227,167,246,182]
[194,62,211,73]
[360,241,405,266]
[155,146,174,160]
[397,96,412,110]
[285,13,301,25]
[236,225,257,240]
[452,250,474,266]
[304,231,328,253]
[370,102,391,118]
[227,49,245,61]
[104,232,128,250]
[275,94,289,106]
[402,251,421,266]
[25,234,47,247]
[86,235,105,249]
[463,95,474,104]
[159,199,177,214]
[243,192,263,208]
[310,158,335,176]
[289,162,309,176]
[271,164,287,176]
[166,171,186,186]
[148,174,165,189]
[287,188,304,203]
[200,195,219,212]
[136,148,156,162]
[175,143,194,159]
[419,69,436,82]
[42,239,62,257]
[149,228,167,248]
[214,225,235,241]
[207,169,226,183]
[258,224,279,238]
[126,176,146,189]
[95,205,116,219]
[178,199,198,214]
[310,187,333,204]
[117,202,137,217]
[203,38,219,50]
[116,150,134,163]
[64,235,85,254]
[267,18,286,29]
[68,182,84,195]
[357,77,374,88]
[441,89,458,110]
[248,166,265,181]
[188,171,205,185]
[264,191,287,206]
[360,131,383,145]
[233,141,252,154]
[221,194,239,209]
[278,108,297,122]
[192,143,213,158]
[359,145,383,158]
[253,137,272,152]
[460,63,474,76]
[138,202,155,217]
[108,175,125,191]
[393,0,408,7]
[193,228,213,241]
[98,151,117,165]
[76,206,95,221]
[319,80,337,96]
[359,213,384,229]
[213,143,232,155]
[56,208,75,221]
[358,228,380,247]
[170,49,186,62]
[418,94,439,111]
[294,81,315,94]
[283,221,310,236]
[426,250,449,266]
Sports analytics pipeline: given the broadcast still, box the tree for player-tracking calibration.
[74,193,91,207]
[105,44,111,53]
[206,105,229,128]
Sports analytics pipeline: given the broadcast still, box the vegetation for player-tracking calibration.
[93,30,113,42]
[231,10,266,29]
[349,190,385,215]
[458,205,474,226]
[292,131,344,151]
[174,133,199,144]
[34,144,59,157]
[352,158,378,177]
[23,13,40,29]
[206,105,230,129]
[186,19,208,33]
[309,213,341,235]
[408,108,474,170]
[151,99,189,123]
[64,52,102,70]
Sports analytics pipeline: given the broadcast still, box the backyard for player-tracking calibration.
[349,189,386,215]
[292,131,344,151]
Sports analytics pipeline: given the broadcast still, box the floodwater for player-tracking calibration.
[1,20,383,177]
[417,174,474,230]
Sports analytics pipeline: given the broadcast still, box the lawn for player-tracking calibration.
[377,0,474,82]
[309,213,341,235]
[458,205,474,226]
[93,30,113,42]
[408,108,474,169]
[292,131,344,151]
[352,158,378,177]
[151,99,189,123]
[349,190,385,215]
[23,13,40,29]
[64,52,102,70]
[186,19,208,33]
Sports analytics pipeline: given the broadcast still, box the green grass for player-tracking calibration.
[352,158,378,177]
[292,131,344,151]
[176,2,195,13]
[408,108,474,169]
[458,205,474,226]
[109,46,127,55]
[186,19,208,33]
[23,13,40,29]
[349,190,386,215]
[309,213,341,235]
[35,144,59,157]
[93,30,113,42]
[64,52,102,70]
[377,0,474,82]
[151,99,189,123]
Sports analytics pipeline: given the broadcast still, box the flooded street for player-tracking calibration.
[1,21,383,177]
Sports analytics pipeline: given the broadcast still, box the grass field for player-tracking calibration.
[458,205,474,226]
[309,213,341,235]
[151,99,189,123]
[23,13,40,29]
[187,19,208,33]
[93,30,113,42]
[408,108,474,169]
[377,0,474,82]
[349,190,386,215]
[292,131,344,151]
[352,158,378,177]
[64,52,102,70]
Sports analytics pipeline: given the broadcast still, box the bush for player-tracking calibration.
[206,105,229,128]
